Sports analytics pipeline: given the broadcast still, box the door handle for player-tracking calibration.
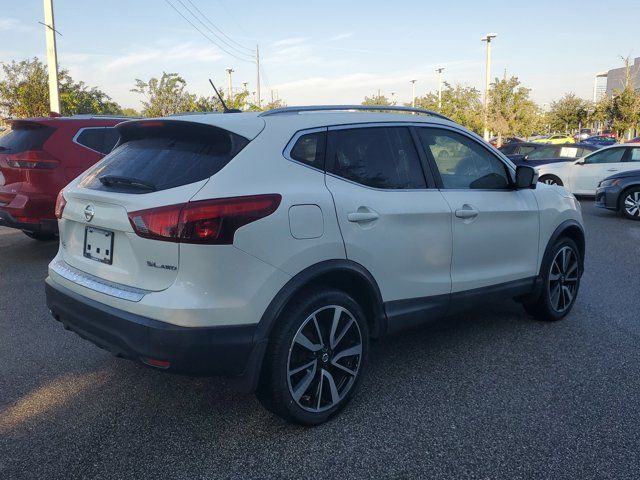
[347,210,379,223]
[606,168,619,172]
[455,206,479,219]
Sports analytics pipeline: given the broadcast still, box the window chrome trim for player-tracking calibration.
[282,127,328,173]
[72,127,117,155]
[50,259,150,302]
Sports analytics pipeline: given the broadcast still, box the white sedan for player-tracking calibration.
[536,144,640,195]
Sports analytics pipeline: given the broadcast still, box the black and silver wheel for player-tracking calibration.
[620,187,640,220]
[523,237,581,321]
[258,290,369,425]
[539,175,563,186]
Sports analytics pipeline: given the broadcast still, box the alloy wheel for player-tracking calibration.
[542,177,558,185]
[287,305,363,413]
[623,191,640,217]
[548,246,579,313]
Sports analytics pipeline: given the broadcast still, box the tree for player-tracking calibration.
[131,72,197,117]
[488,76,541,140]
[0,58,121,117]
[414,83,484,133]
[547,93,591,133]
[120,107,141,117]
[362,93,392,106]
[610,57,640,139]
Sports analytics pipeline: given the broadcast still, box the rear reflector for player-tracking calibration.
[6,150,58,169]
[141,357,171,369]
[128,194,281,245]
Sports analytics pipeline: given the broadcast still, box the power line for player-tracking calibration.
[164,0,253,63]
[185,0,253,53]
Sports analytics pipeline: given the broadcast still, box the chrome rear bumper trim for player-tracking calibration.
[50,259,149,302]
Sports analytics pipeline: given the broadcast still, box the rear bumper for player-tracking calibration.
[0,208,58,233]
[45,279,260,377]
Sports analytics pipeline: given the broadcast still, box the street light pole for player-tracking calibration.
[481,33,497,141]
[43,0,60,114]
[410,79,417,108]
[225,67,234,99]
[435,67,445,111]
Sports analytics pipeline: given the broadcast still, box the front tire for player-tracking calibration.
[539,175,563,186]
[619,187,640,220]
[257,289,369,425]
[523,237,581,321]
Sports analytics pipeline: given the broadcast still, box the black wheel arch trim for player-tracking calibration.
[541,219,585,274]
[237,259,386,393]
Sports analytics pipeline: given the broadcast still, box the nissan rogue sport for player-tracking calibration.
[45,106,585,425]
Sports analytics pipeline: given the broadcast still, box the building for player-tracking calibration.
[605,57,640,96]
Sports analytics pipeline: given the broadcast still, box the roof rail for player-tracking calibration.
[258,105,453,121]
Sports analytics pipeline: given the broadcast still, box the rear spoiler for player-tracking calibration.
[6,119,49,129]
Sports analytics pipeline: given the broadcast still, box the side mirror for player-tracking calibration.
[515,165,537,189]
[523,154,529,161]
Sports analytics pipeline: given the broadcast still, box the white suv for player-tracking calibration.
[46,106,585,425]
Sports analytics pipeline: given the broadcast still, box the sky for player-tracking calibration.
[0,0,637,110]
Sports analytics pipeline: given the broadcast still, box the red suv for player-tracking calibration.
[0,115,127,240]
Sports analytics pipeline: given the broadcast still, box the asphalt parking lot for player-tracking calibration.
[1,200,639,480]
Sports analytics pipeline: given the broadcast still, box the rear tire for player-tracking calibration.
[257,289,369,425]
[619,187,640,220]
[539,175,563,186]
[523,237,581,321]
[22,231,57,241]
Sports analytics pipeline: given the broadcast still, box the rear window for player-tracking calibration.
[75,127,120,154]
[79,121,249,193]
[0,125,54,153]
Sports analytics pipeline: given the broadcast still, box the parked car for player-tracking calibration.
[628,137,640,143]
[0,115,128,240]
[499,142,598,166]
[489,136,523,147]
[574,128,593,142]
[582,135,617,147]
[532,134,575,144]
[599,129,617,139]
[45,106,585,425]
[536,144,640,194]
[595,169,640,220]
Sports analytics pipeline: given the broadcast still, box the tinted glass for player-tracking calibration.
[0,125,54,153]
[417,128,510,189]
[584,147,625,164]
[328,127,426,189]
[290,131,326,169]
[80,122,248,193]
[76,128,120,154]
[518,146,536,155]
[527,146,558,159]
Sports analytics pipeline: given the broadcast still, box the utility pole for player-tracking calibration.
[410,79,417,108]
[225,67,234,99]
[435,67,445,111]
[390,91,396,105]
[256,44,261,108]
[481,33,497,140]
[43,0,60,114]
[242,81,248,92]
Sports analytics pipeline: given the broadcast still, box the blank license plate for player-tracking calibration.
[83,227,114,265]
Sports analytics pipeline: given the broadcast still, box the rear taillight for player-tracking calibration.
[55,191,67,219]
[6,150,58,169]
[128,194,281,245]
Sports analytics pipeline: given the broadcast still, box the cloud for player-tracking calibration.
[272,37,311,47]
[103,42,223,70]
[329,32,354,42]
[0,17,31,32]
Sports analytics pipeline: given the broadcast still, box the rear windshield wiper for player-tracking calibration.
[98,175,157,191]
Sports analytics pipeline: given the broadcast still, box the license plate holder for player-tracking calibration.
[83,226,114,265]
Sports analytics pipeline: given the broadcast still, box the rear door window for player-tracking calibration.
[327,127,426,189]
[0,125,54,153]
[79,121,248,193]
[75,127,120,154]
